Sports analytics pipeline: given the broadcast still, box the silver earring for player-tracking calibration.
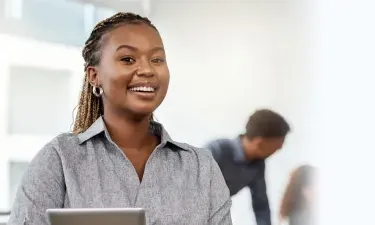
[92,86,103,97]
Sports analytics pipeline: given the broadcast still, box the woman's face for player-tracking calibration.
[88,23,170,118]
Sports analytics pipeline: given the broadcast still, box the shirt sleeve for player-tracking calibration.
[249,161,271,225]
[205,140,224,165]
[208,152,233,225]
[7,140,66,225]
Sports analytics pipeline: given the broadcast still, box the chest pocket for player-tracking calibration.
[154,186,208,225]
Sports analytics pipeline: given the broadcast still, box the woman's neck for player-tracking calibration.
[103,112,153,150]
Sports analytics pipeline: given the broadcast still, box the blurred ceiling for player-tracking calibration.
[69,0,151,16]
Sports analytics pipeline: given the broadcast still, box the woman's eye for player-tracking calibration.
[121,57,135,64]
[151,58,165,64]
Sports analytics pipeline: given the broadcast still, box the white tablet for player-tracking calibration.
[46,208,146,225]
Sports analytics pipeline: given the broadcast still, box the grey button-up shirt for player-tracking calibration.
[8,117,232,225]
[206,137,270,225]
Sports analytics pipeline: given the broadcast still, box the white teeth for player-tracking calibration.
[129,86,155,92]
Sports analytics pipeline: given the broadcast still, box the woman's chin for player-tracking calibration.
[128,101,161,113]
[125,107,156,120]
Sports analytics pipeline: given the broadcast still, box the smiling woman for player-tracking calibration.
[7,12,232,225]
[73,13,167,134]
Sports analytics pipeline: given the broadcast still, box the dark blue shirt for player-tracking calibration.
[206,137,271,225]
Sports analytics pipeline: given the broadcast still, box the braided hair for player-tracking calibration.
[72,12,157,134]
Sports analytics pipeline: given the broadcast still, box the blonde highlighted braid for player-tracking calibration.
[72,12,157,134]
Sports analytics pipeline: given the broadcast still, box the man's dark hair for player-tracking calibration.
[245,109,290,139]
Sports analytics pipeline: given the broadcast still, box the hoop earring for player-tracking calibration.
[92,86,103,97]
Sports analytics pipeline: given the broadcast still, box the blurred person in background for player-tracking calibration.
[7,12,232,225]
[206,109,290,225]
[279,165,317,225]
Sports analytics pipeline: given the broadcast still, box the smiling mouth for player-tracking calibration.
[128,86,155,93]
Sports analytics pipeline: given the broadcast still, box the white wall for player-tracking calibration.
[311,1,375,224]
[150,1,313,224]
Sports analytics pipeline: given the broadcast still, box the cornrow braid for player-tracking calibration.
[73,12,157,134]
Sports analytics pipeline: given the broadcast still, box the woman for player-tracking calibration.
[8,13,232,225]
[279,165,316,225]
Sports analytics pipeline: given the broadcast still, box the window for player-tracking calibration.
[8,161,29,207]
[22,0,86,46]
[0,0,122,46]
[4,0,23,20]
[94,6,117,24]
[7,66,73,135]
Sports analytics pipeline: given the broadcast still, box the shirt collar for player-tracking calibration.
[233,136,248,162]
[77,116,189,151]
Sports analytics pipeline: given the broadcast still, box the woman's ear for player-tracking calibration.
[87,66,99,86]
[251,137,263,148]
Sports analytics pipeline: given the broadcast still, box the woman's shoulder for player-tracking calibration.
[166,141,218,175]
[34,132,83,160]
[25,132,79,174]
[168,140,214,159]
[45,132,82,150]
[29,132,92,171]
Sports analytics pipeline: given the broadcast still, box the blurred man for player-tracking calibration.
[206,109,290,225]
